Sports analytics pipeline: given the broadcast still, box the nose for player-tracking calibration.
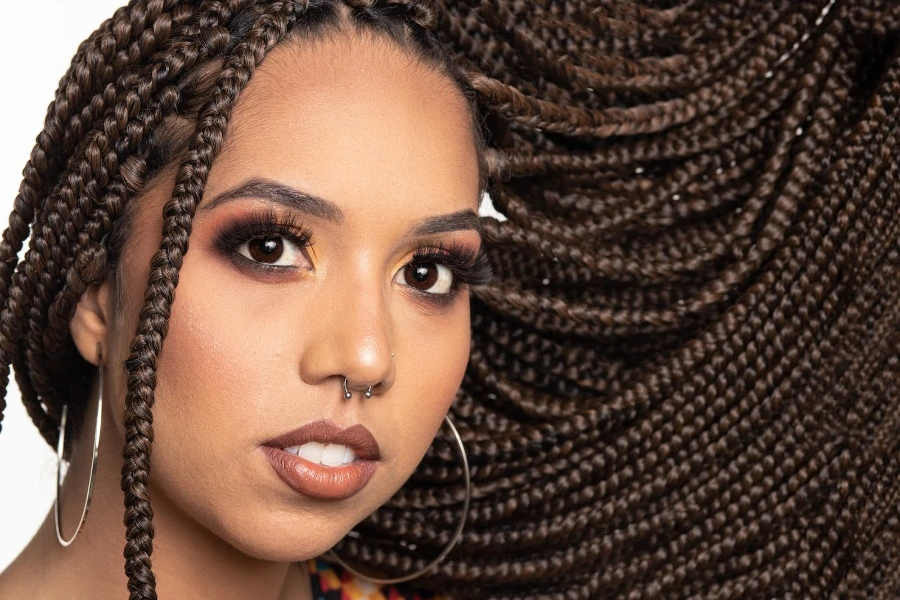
[298,267,395,397]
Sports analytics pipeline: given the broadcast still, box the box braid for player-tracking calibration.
[377,0,900,598]
[6,0,900,599]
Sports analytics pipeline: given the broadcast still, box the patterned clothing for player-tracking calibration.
[306,558,445,600]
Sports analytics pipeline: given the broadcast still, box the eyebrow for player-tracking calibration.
[201,178,345,222]
[201,177,481,236]
[409,210,481,236]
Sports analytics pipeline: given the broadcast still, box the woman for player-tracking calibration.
[5,0,900,598]
[0,1,485,598]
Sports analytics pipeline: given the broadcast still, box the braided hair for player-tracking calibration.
[5,0,900,598]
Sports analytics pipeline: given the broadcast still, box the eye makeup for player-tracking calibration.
[212,207,314,276]
[398,240,493,307]
[210,207,492,306]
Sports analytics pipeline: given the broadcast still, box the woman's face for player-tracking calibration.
[89,30,481,560]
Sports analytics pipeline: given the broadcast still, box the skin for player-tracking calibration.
[0,26,480,600]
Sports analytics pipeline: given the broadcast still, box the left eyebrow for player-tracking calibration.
[409,210,481,236]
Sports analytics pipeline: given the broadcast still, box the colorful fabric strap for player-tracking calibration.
[307,558,446,600]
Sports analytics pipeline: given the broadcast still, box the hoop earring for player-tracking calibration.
[325,413,470,585]
[55,365,103,547]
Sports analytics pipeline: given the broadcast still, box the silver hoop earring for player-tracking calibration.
[325,412,470,584]
[55,365,103,547]
[343,377,374,400]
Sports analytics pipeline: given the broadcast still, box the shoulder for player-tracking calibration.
[306,558,448,600]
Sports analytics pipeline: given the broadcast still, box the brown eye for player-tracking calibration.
[397,261,454,294]
[247,237,284,263]
[405,262,437,289]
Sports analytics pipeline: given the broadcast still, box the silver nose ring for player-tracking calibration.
[343,377,372,400]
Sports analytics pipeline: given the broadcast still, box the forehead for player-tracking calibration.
[204,29,480,218]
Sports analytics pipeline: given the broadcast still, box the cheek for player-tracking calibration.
[414,315,469,409]
[385,300,471,474]
[152,272,292,440]
[142,262,298,509]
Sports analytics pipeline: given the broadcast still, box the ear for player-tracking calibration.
[69,281,113,367]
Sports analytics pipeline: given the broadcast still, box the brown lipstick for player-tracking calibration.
[261,419,381,500]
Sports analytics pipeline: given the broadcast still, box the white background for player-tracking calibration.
[0,0,506,574]
[0,0,131,574]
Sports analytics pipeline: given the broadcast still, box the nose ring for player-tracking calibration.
[343,377,373,400]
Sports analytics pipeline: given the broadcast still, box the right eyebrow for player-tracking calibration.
[200,177,345,223]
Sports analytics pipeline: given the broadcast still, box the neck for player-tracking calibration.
[0,393,312,600]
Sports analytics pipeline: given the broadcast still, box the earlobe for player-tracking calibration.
[69,280,112,366]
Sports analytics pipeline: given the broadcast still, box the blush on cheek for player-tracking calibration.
[155,273,289,416]
[141,265,305,529]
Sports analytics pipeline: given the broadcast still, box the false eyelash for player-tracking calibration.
[409,240,493,290]
[213,208,314,259]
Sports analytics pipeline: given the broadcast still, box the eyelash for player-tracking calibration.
[212,210,493,304]
[406,241,493,305]
[213,209,313,272]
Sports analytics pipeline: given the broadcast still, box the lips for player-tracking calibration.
[261,419,381,501]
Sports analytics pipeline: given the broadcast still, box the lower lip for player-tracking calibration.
[261,446,378,500]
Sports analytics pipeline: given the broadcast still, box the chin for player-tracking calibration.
[208,509,361,563]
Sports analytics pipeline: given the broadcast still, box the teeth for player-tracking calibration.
[322,444,347,467]
[290,442,356,466]
[298,442,325,463]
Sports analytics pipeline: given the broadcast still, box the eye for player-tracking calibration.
[238,236,308,268]
[395,261,454,295]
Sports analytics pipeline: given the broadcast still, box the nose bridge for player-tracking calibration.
[300,252,394,391]
[334,273,391,369]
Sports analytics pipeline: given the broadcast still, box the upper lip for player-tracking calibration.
[263,419,381,461]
